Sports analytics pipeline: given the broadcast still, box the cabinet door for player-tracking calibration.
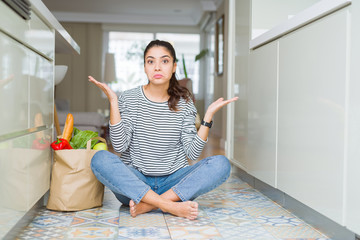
[29,52,54,129]
[0,32,29,136]
[0,2,55,60]
[0,1,29,45]
[0,128,51,237]
[248,41,278,187]
[28,12,55,60]
[277,8,348,224]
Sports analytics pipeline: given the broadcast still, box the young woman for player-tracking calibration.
[89,40,238,220]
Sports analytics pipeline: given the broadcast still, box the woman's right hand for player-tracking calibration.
[88,76,118,103]
[88,75,121,125]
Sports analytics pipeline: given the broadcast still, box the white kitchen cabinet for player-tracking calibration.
[0,129,52,211]
[0,1,54,59]
[29,51,54,128]
[0,14,54,239]
[0,1,79,238]
[232,0,251,171]
[0,32,29,136]
[0,129,52,237]
[27,11,55,59]
[277,8,348,224]
[248,41,278,187]
[345,0,360,235]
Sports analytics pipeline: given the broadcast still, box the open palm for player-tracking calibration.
[88,76,118,102]
[207,97,239,117]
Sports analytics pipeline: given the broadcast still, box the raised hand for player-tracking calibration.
[205,97,239,119]
[197,96,238,141]
[88,76,118,103]
[88,75,121,125]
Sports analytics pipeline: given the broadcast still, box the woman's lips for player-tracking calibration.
[154,74,163,79]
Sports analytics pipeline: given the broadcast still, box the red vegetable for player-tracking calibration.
[32,138,50,150]
[50,138,73,150]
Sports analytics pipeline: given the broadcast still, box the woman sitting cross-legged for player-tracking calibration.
[88,39,238,220]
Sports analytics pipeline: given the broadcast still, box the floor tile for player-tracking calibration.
[256,215,303,227]
[168,226,222,239]
[280,238,331,240]
[225,176,244,183]
[215,221,277,240]
[75,207,119,219]
[28,214,74,228]
[67,226,118,239]
[119,207,167,227]
[16,226,69,239]
[35,208,76,217]
[164,209,214,227]
[118,226,171,239]
[196,189,230,201]
[71,217,119,228]
[205,208,254,227]
[197,199,241,208]
[234,196,280,208]
[217,181,252,191]
[263,225,327,239]
[100,216,120,227]
[243,206,293,217]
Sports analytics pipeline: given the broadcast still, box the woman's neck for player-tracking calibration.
[143,83,169,102]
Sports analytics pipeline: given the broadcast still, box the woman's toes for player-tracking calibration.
[129,200,137,217]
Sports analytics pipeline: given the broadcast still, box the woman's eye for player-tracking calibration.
[162,59,169,64]
[147,60,153,64]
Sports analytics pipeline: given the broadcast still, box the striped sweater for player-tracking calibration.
[109,86,206,176]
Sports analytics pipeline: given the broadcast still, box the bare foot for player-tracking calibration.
[162,201,199,220]
[129,200,157,217]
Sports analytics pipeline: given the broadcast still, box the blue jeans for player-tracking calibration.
[91,150,231,205]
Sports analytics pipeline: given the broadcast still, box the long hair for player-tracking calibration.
[143,40,193,111]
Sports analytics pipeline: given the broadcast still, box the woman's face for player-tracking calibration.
[144,46,177,86]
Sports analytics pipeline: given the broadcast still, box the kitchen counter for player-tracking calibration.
[250,0,352,49]
[30,0,80,54]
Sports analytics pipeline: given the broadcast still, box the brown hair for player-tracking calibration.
[144,40,192,111]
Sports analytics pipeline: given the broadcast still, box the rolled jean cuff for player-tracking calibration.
[171,186,187,202]
[134,185,151,204]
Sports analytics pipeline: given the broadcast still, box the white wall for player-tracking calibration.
[55,22,108,113]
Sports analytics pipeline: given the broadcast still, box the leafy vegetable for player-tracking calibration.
[69,127,98,149]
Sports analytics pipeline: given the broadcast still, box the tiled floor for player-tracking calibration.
[17,175,330,240]
[16,135,331,239]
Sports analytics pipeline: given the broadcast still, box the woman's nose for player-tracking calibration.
[154,61,161,70]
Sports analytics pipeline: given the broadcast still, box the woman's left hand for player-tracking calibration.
[204,97,239,120]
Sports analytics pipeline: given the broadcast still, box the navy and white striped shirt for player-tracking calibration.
[109,86,206,176]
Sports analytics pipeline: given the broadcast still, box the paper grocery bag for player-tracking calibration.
[46,137,105,211]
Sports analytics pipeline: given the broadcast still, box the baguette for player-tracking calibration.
[34,112,45,139]
[62,113,74,141]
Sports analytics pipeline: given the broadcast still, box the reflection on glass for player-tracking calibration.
[0,74,14,89]
[251,0,320,39]
[0,32,29,136]
[0,131,51,238]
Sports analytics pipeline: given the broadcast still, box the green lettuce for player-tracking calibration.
[69,127,98,149]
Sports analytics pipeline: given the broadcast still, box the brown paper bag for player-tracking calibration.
[46,137,105,211]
